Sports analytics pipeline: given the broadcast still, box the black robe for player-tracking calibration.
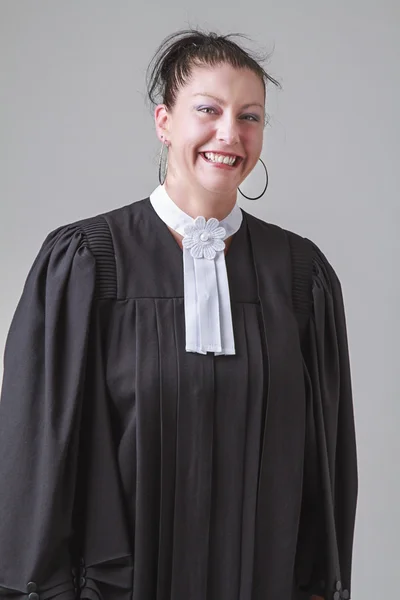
[0,197,358,600]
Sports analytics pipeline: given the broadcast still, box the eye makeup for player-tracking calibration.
[195,105,262,122]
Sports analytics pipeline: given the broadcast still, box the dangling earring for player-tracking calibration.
[158,136,169,186]
[238,157,269,200]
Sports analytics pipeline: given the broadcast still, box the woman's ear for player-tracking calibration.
[154,104,170,143]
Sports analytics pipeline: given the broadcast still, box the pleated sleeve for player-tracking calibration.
[0,225,96,599]
[296,242,358,600]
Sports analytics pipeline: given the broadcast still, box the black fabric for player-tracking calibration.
[0,198,358,600]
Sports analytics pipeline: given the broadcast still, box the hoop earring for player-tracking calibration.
[238,157,268,200]
[158,138,169,186]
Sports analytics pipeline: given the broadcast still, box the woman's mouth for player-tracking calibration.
[200,152,243,169]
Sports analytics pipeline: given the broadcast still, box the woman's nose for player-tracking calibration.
[216,117,240,145]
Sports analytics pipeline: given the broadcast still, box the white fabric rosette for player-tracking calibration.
[182,216,226,260]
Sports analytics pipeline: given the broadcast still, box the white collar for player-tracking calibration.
[150,184,243,355]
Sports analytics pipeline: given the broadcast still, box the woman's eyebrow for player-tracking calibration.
[192,92,264,110]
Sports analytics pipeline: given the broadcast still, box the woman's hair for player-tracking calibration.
[146,28,281,112]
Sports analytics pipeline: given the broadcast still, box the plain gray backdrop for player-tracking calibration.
[1,2,399,598]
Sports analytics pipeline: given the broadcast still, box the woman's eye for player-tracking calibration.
[242,115,259,122]
[198,107,216,114]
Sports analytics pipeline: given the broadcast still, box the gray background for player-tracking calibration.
[1,1,399,598]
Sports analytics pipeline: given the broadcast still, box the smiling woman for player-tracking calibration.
[0,27,357,600]
[156,63,265,193]
[147,31,277,218]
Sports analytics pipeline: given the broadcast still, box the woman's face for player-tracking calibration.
[155,62,265,196]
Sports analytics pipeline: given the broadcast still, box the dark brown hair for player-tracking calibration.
[146,28,281,115]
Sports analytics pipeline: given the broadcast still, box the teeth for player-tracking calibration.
[204,152,237,165]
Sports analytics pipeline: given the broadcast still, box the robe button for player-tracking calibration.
[333,592,340,600]
[28,594,39,600]
[27,583,37,593]
[342,590,350,599]
[79,576,86,588]
[336,580,342,591]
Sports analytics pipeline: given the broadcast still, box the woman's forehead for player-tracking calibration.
[177,63,265,103]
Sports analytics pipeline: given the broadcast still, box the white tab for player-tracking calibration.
[150,184,242,356]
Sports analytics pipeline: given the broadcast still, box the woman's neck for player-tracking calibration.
[164,178,237,222]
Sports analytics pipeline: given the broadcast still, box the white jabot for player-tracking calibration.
[149,184,243,355]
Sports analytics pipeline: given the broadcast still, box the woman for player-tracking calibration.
[0,30,357,600]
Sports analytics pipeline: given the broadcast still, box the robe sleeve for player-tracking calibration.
[0,225,96,599]
[296,241,358,600]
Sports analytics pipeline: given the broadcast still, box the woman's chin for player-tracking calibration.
[195,168,242,194]
[197,177,239,195]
